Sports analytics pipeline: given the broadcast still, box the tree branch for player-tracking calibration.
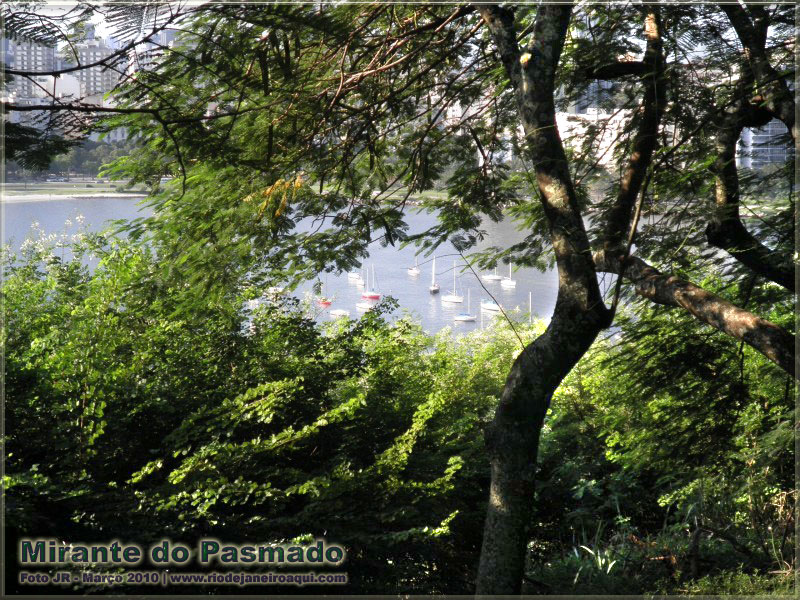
[582,60,648,80]
[3,102,158,115]
[718,3,796,140]
[4,42,132,78]
[594,250,796,378]
[705,66,795,292]
[603,8,665,253]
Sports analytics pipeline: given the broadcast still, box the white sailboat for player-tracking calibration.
[483,266,503,282]
[500,263,516,288]
[347,269,363,284]
[330,308,350,318]
[441,261,463,303]
[454,289,476,322]
[429,256,440,294]
[407,257,421,277]
[361,264,381,300]
[481,298,501,312]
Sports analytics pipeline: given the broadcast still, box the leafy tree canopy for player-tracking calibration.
[3,1,795,594]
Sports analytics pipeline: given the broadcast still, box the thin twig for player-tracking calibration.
[610,169,651,316]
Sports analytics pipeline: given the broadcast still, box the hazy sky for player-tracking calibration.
[37,3,114,45]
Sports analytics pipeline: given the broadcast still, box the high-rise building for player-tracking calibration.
[738,119,793,169]
[3,33,123,101]
[71,37,123,97]
[3,34,128,141]
[127,28,178,74]
[2,38,57,98]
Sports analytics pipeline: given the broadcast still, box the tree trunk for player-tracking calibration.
[475,4,612,593]
[476,308,609,593]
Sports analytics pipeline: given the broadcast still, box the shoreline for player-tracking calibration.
[1,193,149,203]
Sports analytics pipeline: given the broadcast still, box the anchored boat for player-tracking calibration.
[361,264,381,300]
[500,263,516,288]
[483,267,503,282]
[441,260,463,303]
[407,257,421,277]
[429,256,440,294]
[454,289,476,322]
[481,298,501,312]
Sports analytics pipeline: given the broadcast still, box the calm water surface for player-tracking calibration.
[3,196,559,332]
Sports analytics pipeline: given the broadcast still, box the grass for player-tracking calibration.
[2,182,147,197]
[664,570,795,595]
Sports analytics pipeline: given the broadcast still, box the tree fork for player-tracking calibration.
[719,4,796,141]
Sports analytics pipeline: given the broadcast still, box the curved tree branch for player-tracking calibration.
[718,3,796,141]
[705,69,795,292]
[582,60,649,80]
[594,250,796,378]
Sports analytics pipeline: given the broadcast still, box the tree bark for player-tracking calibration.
[602,8,665,253]
[705,73,795,292]
[477,309,609,594]
[594,251,796,378]
[476,4,612,593]
[719,4,796,141]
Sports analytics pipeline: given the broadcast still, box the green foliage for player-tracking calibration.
[47,138,142,177]
[3,122,80,172]
[524,296,794,595]
[3,231,541,593]
[3,225,793,595]
[669,570,794,595]
[3,2,795,595]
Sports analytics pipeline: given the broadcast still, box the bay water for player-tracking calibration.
[3,196,559,332]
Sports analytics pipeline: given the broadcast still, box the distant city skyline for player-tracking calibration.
[3,10,791,166]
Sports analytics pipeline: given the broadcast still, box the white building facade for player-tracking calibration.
[738,119,793,169]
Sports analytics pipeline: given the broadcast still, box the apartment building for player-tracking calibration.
[2,37,57,98]
[70,38,123,98]
[738,119,794,169]
[3,29,130,141]
[127,28,177,75]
